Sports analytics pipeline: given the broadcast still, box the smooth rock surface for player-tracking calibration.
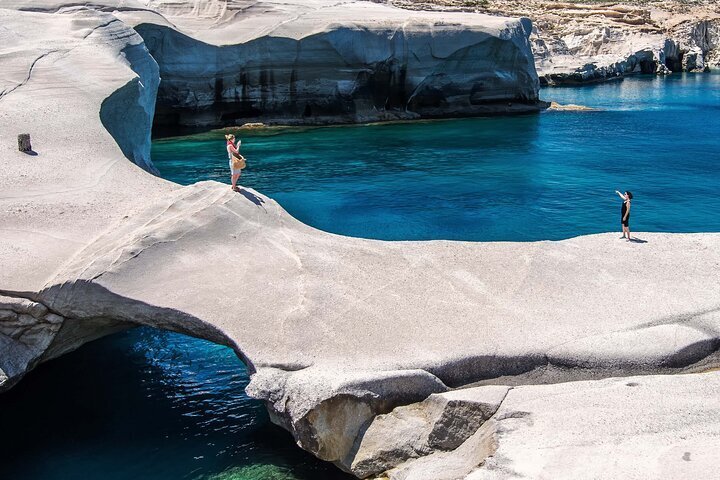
[377,371,720,480]
[384,419,498,480]
[466,372,720,480]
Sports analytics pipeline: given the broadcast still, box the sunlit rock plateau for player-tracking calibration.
[1,2,720,479]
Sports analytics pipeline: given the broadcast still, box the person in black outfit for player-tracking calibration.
[615,190,633,241]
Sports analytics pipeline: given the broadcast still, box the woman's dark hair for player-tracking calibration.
[625,191,633,199]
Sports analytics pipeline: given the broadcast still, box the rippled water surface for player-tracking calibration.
[154,74,720,241]
[2,75,719,480]
[0,328,351,480]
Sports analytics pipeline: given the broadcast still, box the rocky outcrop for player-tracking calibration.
[391,0,720,84]
[548,101,594,111]
[344,385,509,477]
[0,295,63,389]
[99,36,160,174]
[246,367,450,467]
[118,1,542,128]
[2,3,720,480]
[466,372,720,480]
[535,34,682,85]
[138,21,540,128]
[0,4,172,384]
[5,1,545,129]
[360,371,720,480]
[675,18,720,71]
[0,294,132,389]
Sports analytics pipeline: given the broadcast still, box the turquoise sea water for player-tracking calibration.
[2,75,719,480]
[152,74,720,241]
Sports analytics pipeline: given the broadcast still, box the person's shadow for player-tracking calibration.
[238,188,266,210]
[22,150,38,156]
[629,237,648,244]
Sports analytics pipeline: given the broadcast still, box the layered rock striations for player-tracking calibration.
[0,295,64,388]
[2,2,720,480]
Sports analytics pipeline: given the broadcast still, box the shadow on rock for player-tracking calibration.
[238,188,266,208]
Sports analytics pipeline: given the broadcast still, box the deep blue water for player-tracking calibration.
[153,74,720,241]
[2,75,719,480]
[0,328,351,480]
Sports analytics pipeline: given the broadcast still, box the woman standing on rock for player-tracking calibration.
[226,133,245,191]
[615,190,633,241]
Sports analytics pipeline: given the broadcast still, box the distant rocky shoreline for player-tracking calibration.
[390,0,720,85]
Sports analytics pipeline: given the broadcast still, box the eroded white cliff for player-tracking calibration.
[126,1,542,127]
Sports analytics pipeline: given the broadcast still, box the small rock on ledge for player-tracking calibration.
[17,133,32,152]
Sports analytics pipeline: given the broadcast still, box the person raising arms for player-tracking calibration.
[615,190,633,241]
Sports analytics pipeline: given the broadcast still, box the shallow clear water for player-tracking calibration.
[153,74,720,241]
[2,75,719,480]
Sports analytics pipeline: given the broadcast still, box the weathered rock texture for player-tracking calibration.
[17,134,31,152]
[345,385,509,477]
[1,2,720,480]
[373,371,720,480]
[465,372,720,480]
[0,295,62,389]
[123,1,542,127]
[392,0,720,84]
[8,0,543,128]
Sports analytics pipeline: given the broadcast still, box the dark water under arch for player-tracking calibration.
[0,327,351,480]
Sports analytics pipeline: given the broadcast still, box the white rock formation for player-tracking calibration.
[8,0,542,128]
[345,385,510,477]
[466,372,720,480]
[0,295,63,386]
[377,371,720,480]
[1,2,720,479]
[393,0,720,84]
